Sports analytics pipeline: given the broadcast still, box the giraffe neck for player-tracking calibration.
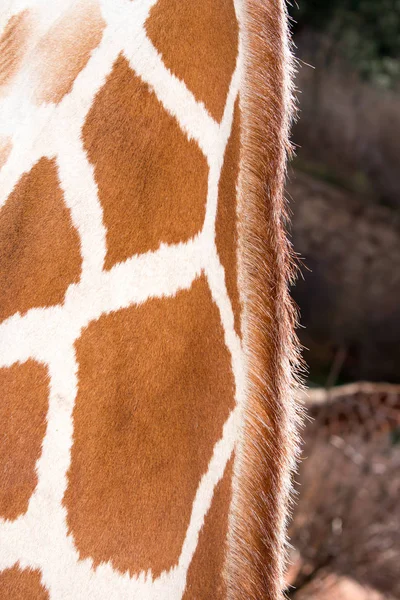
[0,1,298,599]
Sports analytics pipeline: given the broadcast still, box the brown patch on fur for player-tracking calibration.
[0,158,82,322]
[0,361,49,520]
[0,566,49,599]
[183,456,234,599]
[34,0,105,104]
[0,137,12,170]
[146,0,238,122]
[216,99,241,336]
[83,55,208,269]
[227,1,301,599]
[65,275,235,576]
[0,11,32,93]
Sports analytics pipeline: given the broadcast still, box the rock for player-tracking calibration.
[288,170,400,383]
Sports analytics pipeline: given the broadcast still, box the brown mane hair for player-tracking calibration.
[227,1,302,598]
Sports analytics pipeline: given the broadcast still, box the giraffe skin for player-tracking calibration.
[288,383,400,600]
[0,1,299,598]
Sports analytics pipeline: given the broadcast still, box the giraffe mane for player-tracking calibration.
[227,1,304,598]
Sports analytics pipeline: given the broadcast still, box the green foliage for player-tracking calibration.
[391,427,400,446]
[289,0,400,86]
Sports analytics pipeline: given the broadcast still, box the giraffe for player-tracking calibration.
[287,383,400,600]
[0,1,300,598]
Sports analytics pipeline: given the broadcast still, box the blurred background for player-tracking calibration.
[285,1,400,598]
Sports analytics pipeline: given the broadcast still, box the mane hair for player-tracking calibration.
[227,1,303,598]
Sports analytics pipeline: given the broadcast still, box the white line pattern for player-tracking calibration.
[0,0,245,597]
